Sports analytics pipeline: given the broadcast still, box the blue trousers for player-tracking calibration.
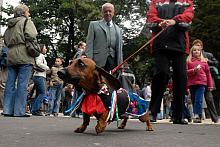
[190,85,205,115]
[47,83,63,114]
[3,64,32,116]
[31,76,46,113]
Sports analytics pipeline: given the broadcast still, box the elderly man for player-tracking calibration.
[85,2,123,72]
[2,4,38,117]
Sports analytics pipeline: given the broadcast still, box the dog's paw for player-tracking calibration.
[95,125,104,134]
[95,122,107,134]
[74,125,87,133]
[118,124,125,129]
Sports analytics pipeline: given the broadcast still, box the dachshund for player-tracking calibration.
[58,58,153,134]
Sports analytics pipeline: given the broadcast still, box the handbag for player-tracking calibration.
[33,65,45,72]
[0,46,8,68]
[26,41,41,57]
[33,59,45,72]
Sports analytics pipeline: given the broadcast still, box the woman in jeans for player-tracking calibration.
[31,44,49,116]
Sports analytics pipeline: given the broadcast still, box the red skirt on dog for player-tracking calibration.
[81,94,107,116]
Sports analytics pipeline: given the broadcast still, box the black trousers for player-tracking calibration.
[103,55,116,72]
[205,90,219,122]
[149,50,186,120]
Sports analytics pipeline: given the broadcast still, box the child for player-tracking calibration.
[73,41,86,59]
[186,41,213,123]
[46,57,64,116]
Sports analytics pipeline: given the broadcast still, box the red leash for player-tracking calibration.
[111,27,168,74]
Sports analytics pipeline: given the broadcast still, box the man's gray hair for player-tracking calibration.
[102,3,114,11]
[13,4,29,17]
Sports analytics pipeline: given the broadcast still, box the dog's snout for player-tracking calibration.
[58,69,67,80]
[58,68,80,85]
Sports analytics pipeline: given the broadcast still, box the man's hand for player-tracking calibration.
[159,19,176,28]
[208,88,213,92]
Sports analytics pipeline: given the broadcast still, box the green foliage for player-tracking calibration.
[190,0,220,61]
[0,4,13,27]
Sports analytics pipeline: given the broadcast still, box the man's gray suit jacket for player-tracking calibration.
[85,20,123,68]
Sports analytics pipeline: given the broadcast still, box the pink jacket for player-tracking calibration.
[186,57,213,89]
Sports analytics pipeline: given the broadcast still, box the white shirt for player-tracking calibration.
[106,20,113,27]
[33,53,50,78]
[145,85,152,100]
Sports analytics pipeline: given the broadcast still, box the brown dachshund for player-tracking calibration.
[58,58,153,134]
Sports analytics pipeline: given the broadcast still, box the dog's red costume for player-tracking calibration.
[81,94,107,116]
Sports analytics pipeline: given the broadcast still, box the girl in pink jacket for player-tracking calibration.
[186,42,213,123]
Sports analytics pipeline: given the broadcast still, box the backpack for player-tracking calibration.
[0,46,8,68]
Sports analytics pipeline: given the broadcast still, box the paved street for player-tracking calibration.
[0,114,219,147]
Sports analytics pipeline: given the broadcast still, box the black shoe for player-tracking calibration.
[45,113,52,116]
[1,112,13,117]
[193,118,201,123]
[173,119,188,125]
[53,113,58,117]
[150,113,157,122]
[13,114,30,117]
[213,119,219,123]
[188,118,192,123]
[32,111,44,116]
[150,119,157,122]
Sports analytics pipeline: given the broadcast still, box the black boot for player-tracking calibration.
[173,118,188,125]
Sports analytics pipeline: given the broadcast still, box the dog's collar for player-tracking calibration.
[98,83,110,95]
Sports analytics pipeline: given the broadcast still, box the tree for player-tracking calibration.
[190,0,220,62]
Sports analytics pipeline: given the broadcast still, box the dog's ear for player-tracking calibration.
[96,66,121,90]
[77,59,87,69]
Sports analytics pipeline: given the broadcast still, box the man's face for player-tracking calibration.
[193,43,203,50]
[102,5,114,22]
[24,10,30,17]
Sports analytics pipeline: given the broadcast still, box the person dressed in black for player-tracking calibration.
[146,0,194,124]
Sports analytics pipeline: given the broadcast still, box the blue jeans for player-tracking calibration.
[190,85,205,115]
[47,83,63,114]
[31,76,46,113]
[3,64,33,116]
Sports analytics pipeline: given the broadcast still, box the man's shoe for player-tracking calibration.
[14,114,30,117]
[173,119,188,125]
[1,112,13,117]
[150,114,157,122]
[213,119,219,123]
[193,118,201,123]
[188,118,192,123]
[32,111,44,116]
[53,113,58,117]
[150,119,157,122]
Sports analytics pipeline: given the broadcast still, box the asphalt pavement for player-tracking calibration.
[0,112,219,147]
